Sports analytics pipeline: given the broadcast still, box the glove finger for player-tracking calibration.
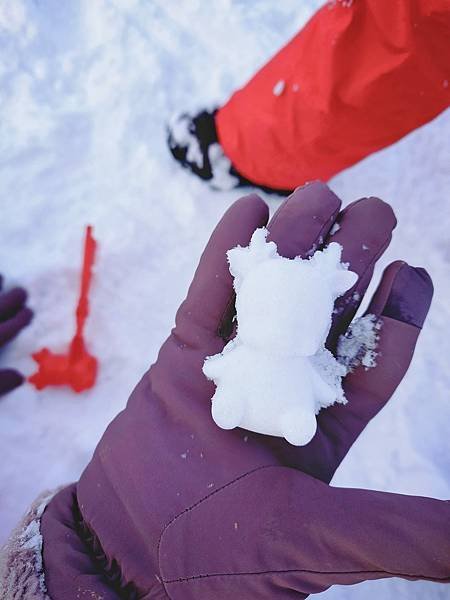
[301,261,433,483]
[0,307,33,347]
[343,261,433,400]
[0,287,28,321]
[175,194,269,340]
[0,368,24,396]
[365,261,432,328]
[311,482,450,590]
[324,197,397,352]
[266,181,340,258]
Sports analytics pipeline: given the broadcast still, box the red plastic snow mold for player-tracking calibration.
[29,226,98,393]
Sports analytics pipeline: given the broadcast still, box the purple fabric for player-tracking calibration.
[0,369,24,396]
[381,265,433,328]
[0,279,32,397]
[40,182,448,599]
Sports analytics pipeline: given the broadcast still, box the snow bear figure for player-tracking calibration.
[203,228,358,446]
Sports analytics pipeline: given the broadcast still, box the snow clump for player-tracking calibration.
[203,228,358,446]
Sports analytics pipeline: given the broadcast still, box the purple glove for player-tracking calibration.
[41,183,449,599]
[0,276,33,396]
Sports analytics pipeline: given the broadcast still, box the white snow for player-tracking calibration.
[203,230,357,446]
[337,314,382,371]
[169,113,204,168]
[0,2,449,598]
[329,222,341,235]
[208,142,240,191]
[273,79,285,96]
[18,489,56,594]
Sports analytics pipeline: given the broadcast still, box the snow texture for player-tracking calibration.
[0,487,58,599]
[337,314,382,371]
[169,112,239,190]
[15,491,54,595]
[208,142,240,191]
[203,230,356,445]
[329,222,341,235]
[273,79,285,96]
[0,1,449,598]
[169,113,205,168]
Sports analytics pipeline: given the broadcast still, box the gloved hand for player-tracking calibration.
[41,182,449,599]
[0,276,33,396]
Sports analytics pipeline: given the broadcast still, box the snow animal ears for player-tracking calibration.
[227,228,277,291]
[310,242,358,297]
[227,230,357,297]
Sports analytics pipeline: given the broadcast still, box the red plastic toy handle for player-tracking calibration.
[29,226,98,393]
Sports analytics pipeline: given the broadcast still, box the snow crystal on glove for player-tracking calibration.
[337,313,382,372]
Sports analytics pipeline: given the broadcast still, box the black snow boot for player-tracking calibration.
[167,109,291,195]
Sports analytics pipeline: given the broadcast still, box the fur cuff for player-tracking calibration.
[0,487,63,600]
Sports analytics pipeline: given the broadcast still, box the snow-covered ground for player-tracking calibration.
[0,1,449,598]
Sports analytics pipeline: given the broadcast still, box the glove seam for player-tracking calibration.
[158,464,450,588]
[162,567,450,585]
[157,464,277,595]
[266,193,340,259]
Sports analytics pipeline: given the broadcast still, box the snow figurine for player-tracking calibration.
[203,228,358,446]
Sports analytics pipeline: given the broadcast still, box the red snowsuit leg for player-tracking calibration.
[215,0,450,190]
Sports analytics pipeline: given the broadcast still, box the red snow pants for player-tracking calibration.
[215,0,450,190]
